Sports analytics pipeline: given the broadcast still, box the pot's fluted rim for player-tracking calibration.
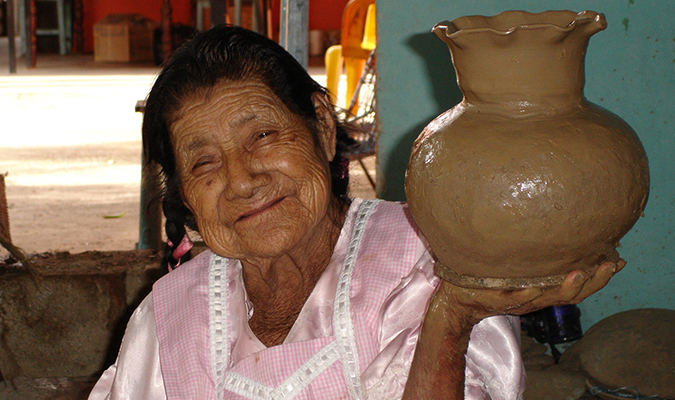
[433,10,606,41]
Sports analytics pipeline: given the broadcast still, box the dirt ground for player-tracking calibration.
[0,143,376,257]
[0,70,376,258]
[1,73,154,256]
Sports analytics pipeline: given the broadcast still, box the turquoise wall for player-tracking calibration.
[376,0,674,328]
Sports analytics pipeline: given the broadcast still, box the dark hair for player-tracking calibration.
[142,25,352,270]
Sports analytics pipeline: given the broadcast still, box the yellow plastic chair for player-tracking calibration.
[325,0,376,110]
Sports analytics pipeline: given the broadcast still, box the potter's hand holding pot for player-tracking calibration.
[402,257,625,400]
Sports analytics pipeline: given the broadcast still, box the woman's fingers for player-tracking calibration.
[573,259,625,302]
[549,269,590,305]
[502,287,546,311]
[510,259,624,311]
[440,259,625,318]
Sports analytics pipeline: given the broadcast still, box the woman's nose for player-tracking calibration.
[222,155,269,199]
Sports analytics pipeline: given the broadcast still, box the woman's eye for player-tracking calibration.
[192,158,214,173]
[245,130,278,151]
[255,130,278,143]
[257,131,271,140]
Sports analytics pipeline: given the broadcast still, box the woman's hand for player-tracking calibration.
[436,259,625,326]
[403,260,625,400]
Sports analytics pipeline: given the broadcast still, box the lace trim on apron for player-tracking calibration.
[224,341,340,400]
[210,255,230,400]
[333,198,381,400]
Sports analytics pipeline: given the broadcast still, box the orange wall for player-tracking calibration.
[269,0,349,40]
[83,0,349,53]
[83,0,192,53]
[310,0,351,31]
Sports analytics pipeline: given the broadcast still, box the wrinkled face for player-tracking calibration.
[169,80,337,260]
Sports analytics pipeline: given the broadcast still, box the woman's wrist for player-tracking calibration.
[418,281,480,363]
[402,281,477,400]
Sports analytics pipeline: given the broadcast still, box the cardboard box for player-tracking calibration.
[94,14,155,62]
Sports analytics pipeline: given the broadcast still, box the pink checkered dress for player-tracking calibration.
[89,199,524,400]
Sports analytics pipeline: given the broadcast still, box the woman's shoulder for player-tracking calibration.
[379,199,411,213]
[350,198,431,279]
[350,197,413,219]
[363,198,421,239]
[152,249,216,301]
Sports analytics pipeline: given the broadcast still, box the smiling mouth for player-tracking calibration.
[236,197,286,222]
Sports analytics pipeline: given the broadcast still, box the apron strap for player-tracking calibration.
[333,198,382,400]
[210,254,230,400]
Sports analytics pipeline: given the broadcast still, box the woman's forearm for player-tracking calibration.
[403,260,622,399]
[402,282,475,399]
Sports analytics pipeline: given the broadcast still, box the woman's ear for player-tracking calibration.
[311,92,338,161]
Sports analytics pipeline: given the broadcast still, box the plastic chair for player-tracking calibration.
[325,0,375,110]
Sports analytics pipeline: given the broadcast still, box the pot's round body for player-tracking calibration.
[405,10,649,289]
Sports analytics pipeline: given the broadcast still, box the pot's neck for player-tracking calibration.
[436,11,605,116]
[454,45,587,115]
[461,91,587,118]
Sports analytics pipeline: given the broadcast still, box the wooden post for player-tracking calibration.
[0,174,41,286]
[28,0,36,68]
[251,0,265,35]
[265,0,273,39]
[72,0,84,53]
[279,0,308,69]
[233,0,241,26]
[161,0,173,62]
[0,174,11,243]
[134,101,163,252]
[6,0,17,73]
[210,0,226,27]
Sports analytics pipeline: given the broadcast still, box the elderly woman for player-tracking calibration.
[89,25,620,400]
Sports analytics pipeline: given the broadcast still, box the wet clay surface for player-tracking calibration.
[406,11,649,287]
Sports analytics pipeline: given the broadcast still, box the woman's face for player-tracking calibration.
[170,80,337,260]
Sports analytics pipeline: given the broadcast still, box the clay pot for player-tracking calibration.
[405,10,649,289]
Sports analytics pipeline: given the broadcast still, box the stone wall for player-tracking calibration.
[0,250,161,382]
